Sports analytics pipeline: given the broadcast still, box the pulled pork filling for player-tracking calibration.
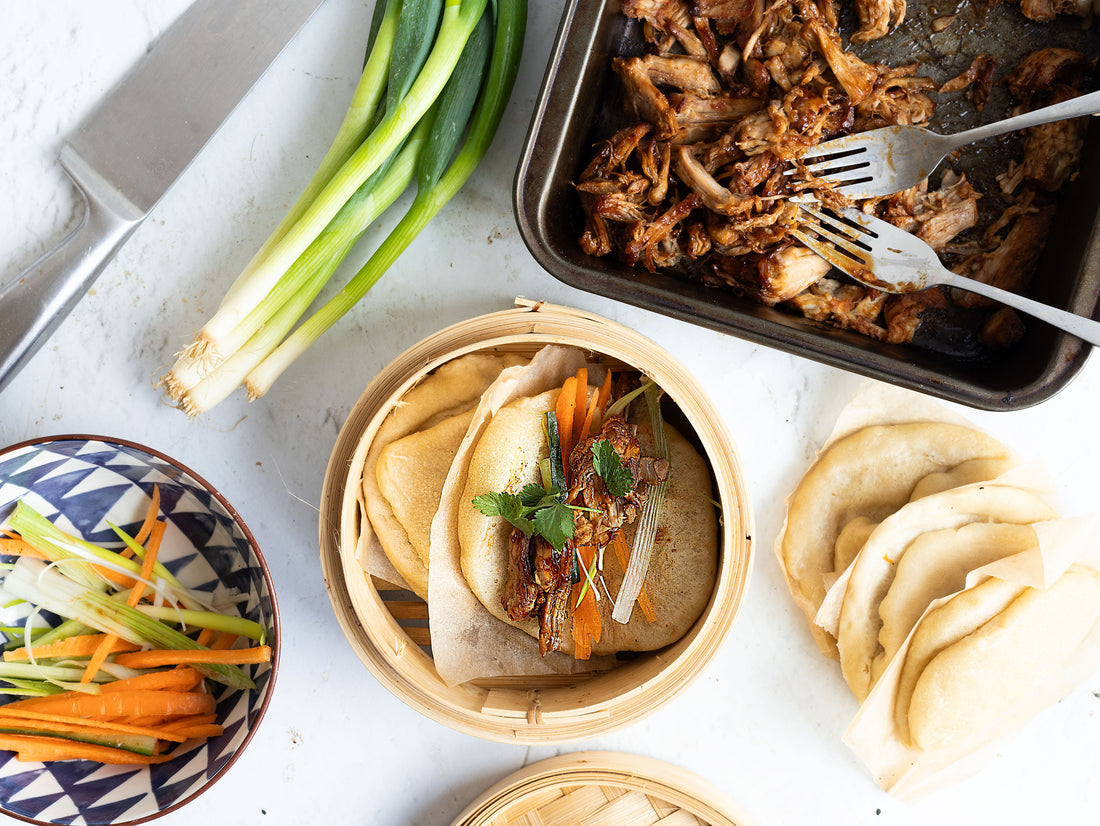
[501,415,666,655]
[576,0,1095,354]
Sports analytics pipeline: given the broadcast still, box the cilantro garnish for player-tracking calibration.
[472,481,576,553]
[592,438,635,497]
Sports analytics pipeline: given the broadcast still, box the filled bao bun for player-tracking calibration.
[457,387,718,657]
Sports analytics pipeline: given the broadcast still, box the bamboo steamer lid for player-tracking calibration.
[319,300,753,743]
[450,751,757,826]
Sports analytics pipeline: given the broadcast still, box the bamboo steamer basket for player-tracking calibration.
[319,300,753,743]
[450,751,757,826]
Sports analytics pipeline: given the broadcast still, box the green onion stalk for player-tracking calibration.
[1,558,259,690]
[5,501,205,612]
[160,0,525,415]
[202,0,400,325]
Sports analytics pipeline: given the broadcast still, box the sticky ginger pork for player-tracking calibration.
[575,0,1095,354]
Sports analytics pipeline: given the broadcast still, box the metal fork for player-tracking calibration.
[790,204,1100,347]
[794,89,1100,199]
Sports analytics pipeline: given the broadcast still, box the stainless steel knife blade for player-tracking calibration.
[0,0,325,394]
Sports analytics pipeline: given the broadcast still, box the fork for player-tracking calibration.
[794,89,1100,199]
[790,204,1100,347]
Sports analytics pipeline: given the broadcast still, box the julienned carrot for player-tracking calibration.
[579,389,600,442]
[161,723,223,740]
[0,537,47,559]
[82,519,167,684]
[128,520,165,606]
[159,713,217,729]
[0,714,187,744]
[112,645,271,670]
[570,544,602,660]
[210,632,240,651]
[196,627,217,647]
[4,634,139,662]
[6,689,215,719]
[125,716,168,728]
[555,376,578,485]
[595,370,613,425]
[610,531,656,623]
[0,734,171,765]
[572,367,588,445]
[98,666,204,694]
[132,485,162,547]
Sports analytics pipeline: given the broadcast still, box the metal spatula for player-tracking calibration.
[791,204,1100,347]
[796,89,1100,199]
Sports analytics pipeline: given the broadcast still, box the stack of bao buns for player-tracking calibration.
[361,345,718,679]
[777,382,1100,796]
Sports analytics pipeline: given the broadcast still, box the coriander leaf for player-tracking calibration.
[592,438,635,497]
[519,482,561,509]
[532,500,575,554]
[472,491,535,537]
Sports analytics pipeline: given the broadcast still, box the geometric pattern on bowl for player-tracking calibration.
[0,436,278,825]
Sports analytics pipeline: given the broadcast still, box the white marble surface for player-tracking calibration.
[1,2,1098,824]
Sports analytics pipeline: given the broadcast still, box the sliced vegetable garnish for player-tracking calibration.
[612,382,670,624]
[0,498,270,765]
[471,482,577,555]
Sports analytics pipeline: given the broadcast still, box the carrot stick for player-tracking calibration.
[595,369,613,412]
[0,713,186,744]
[159,713,218,730]
[0,537,47,559]
[195,627,217,647]
[209,632,240,651]
[162,723,223,740]
[128,520,164,607]
[7,690,215,719]
[593,370,613,432]
[4,635,139,662]
[610,531,656,623]
[555,376,578,486]
[112,646,271,670]
[125,715,169,728]
[0,734,172,764]
[99,667,204,694]
[81,520,167,684]
[132,484,162,546]
[569,545,602,660]
[572,367,588,445]
[579,391,600,442]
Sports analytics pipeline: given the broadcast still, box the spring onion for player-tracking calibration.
[612,382,671,624]
[1,559,256,690]
[161,0,526,414]
[6,501,205,611]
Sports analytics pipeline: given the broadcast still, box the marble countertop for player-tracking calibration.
[1,2,1098,823]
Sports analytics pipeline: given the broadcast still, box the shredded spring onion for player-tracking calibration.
[612,382,670,624]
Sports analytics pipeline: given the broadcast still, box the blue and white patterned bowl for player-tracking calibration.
[0,436,279,825]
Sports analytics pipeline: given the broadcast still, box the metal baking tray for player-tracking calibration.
[514,0,1100,410]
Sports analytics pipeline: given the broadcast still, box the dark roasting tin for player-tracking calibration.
[514,0,1100,410]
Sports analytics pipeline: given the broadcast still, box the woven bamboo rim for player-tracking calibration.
[319,300,754,743]
[450,751,756,826]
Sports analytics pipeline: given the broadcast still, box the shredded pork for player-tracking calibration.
[575,0,1096,353]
